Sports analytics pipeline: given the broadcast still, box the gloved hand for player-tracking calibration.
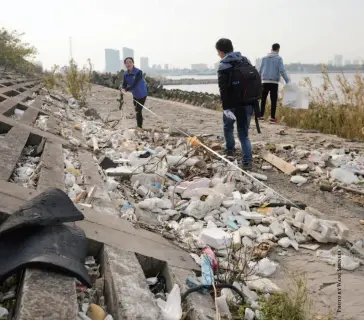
[223,109,236,120]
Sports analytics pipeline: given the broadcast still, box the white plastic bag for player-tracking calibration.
[157,284,182,320]
[282,83,309,109]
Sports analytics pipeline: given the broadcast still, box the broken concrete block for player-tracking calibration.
[270,220,284,237]
[294,232,307,243]
[283,221,295,240]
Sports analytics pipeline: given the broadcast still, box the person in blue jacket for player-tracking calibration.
[121,57,148,129]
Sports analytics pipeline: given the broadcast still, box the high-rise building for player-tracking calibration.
[353,60,360,65]
[328,60,333,66]
[164,64,169,70]
[334,54,343,67]
[344,60,351,66]
[140,57,149,70]
[123,47,134,60]
[191,63,208,70]
[105,49,121,73]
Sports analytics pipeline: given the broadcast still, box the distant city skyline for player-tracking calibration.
[104,45,363,74]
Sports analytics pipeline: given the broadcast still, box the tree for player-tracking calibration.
[0,28,37,74]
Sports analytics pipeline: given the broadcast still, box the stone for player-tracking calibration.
[290,175,308,185]
[87,304,106,320]
[296,164,309,172]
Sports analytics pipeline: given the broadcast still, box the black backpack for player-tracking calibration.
[229,60,262,106]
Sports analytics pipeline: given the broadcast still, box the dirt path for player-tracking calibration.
[89,85,364,319]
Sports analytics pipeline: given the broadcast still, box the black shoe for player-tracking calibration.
[226,150,235,157]
[241,162,253,170]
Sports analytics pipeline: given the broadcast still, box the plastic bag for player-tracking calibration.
[157,284,182,320]
[282,83,309,109]
[330,168,359,184]
[248,258,278,277]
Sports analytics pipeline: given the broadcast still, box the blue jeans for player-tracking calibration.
[223,106,253,164]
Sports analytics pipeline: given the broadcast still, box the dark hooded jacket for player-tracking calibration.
[217,52,251,110]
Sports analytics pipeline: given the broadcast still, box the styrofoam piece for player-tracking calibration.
[199,228,232,249]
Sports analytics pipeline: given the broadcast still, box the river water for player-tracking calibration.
[164,73,362,95]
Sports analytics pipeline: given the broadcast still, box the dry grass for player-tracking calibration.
[264,67,364,139]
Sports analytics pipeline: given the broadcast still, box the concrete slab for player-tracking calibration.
[0,113,68,145]
[102,246,162,320]
[15,269,78,320]
[78,150,118,216]
[0,81,37,95]
[37,141,65,192]
[0,97,19,115]
[0,127,29,181]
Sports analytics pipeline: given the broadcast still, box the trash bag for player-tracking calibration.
[282,83,309,109]
[156,284,182,320]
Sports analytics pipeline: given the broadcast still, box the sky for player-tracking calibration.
[1,0,363,71]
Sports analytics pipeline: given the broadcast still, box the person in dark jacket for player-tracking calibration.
[216,38,253,170]
[121,57,148,129]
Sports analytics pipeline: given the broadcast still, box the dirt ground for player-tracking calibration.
[89,85,364,319]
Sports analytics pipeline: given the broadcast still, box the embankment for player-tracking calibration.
[91,71,222,110]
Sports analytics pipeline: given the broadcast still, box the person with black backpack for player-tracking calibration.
[216,38,262,170]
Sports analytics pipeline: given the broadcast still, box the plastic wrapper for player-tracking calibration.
[156,284,182,320]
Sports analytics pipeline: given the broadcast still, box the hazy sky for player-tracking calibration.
[1,0,363,70]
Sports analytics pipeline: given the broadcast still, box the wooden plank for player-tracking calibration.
[261,151,298,175]
[0,127,29,181]
[37,141,65,193]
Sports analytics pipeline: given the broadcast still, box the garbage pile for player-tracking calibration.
[41,93,364,318]
[72,121,362,318]
[257,143,364,195]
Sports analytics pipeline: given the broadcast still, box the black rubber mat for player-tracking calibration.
[0,188,84,236]
[0,224,91,287]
